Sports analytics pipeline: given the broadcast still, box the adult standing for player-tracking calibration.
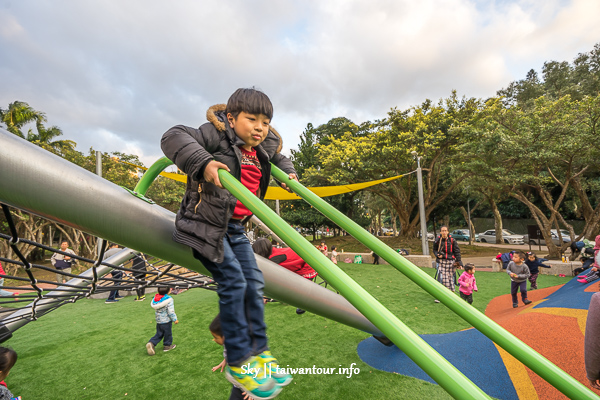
[104,243,124,304]
[50,240,76,284]
[433,226,463,303]
[131,253,148,301]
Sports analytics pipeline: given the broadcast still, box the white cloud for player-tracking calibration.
[0,0,598,166]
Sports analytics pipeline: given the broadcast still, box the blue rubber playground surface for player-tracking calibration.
[357,275,598,399]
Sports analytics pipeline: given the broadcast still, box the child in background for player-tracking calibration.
[578,235,600,285]
[252,238,317,315]
[146,287,178,355]
[210,314,291,400]
[331,246,338,265]
[316,241,328,257]
[210,315,251,400]
[0,346,20,400]
[0,262,18,298]
[507,251,532,308]
[458,263,478,305]
[525,252,551,290]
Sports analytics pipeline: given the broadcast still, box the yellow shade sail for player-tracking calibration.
[124,161,409,200]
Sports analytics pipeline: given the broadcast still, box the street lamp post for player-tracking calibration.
[411,151,429,256]
[467,193,473,246]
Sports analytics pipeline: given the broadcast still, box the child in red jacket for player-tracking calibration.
[458,263,478,305]
[252,238,318,315]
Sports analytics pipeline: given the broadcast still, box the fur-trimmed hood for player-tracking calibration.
[151,294,173,310]
[206,104,283,154]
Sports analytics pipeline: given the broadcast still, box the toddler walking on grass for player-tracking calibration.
[146,287,178,355]
[506,251,532,308]
[458,263,477,305]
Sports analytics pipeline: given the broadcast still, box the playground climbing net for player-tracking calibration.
[0,203,217,342]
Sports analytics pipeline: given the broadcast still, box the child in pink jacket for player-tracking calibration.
[458,263,478,305]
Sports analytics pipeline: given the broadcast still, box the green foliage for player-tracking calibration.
[0,101,46,137]
[304,91,480,237]
[498,43,600,107]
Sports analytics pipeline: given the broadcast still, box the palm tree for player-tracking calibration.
[1,101,76,154]
[28,120,76,154]
[0,101,46,138]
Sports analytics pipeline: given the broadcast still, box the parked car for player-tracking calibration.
[477,229,525,245]
[383,228,395,236]
[451,229,471,241]
[417,231,435,240]
[523,229,573,246]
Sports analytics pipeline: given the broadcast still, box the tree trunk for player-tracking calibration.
[511,191,561,258]
[460,200,480,246]
[489,199,503,244]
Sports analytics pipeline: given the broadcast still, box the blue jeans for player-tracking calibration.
[149,322,173,346]
[107,270,122,301]
[0,278,13,297]
[193,222,268,366]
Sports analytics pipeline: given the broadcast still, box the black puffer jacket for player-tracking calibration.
[433,235,462,264]
[161,105,296,263]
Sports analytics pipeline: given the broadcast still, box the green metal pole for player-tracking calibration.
[218,169,490,400]
[269,165,597,400]
[133,156,174,195]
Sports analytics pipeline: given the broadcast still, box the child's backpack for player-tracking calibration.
[353,255,363,264]
[498,251,515,269]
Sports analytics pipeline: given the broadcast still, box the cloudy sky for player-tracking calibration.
[1,0,599,166]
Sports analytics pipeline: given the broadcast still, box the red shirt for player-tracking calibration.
[271,248,318,279]
[232,147,262,220]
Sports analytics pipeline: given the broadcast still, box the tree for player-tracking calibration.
[0,101,45,137]
[463,95,600,257]
[498,42,600,107]
[306,92,478,238]
[27,121,76,155]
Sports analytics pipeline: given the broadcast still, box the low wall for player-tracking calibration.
[335,252,432,269]
[491,259,580,276]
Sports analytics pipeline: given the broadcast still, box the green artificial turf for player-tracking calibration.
[4,263,567,399]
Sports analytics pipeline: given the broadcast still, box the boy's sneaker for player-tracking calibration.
[256,351,293,387]
[523,299,532,305]
[164,344,176,352]
[105,299,118,304]
[225,356,281,399]
[296,308,306,315]
[146,342,155,356]
[512,303,518,308]
[434,299,440,303]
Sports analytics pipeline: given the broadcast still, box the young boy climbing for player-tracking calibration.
[161,88,297,399]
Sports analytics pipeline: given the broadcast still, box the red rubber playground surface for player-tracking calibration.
[357,278,600,399]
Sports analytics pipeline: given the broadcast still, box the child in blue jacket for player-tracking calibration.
[146,287,179,355]
[525,251,551,290]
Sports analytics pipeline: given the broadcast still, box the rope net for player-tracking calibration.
[0,203,216,342]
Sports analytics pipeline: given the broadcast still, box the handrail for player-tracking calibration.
[218,168,489,399]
